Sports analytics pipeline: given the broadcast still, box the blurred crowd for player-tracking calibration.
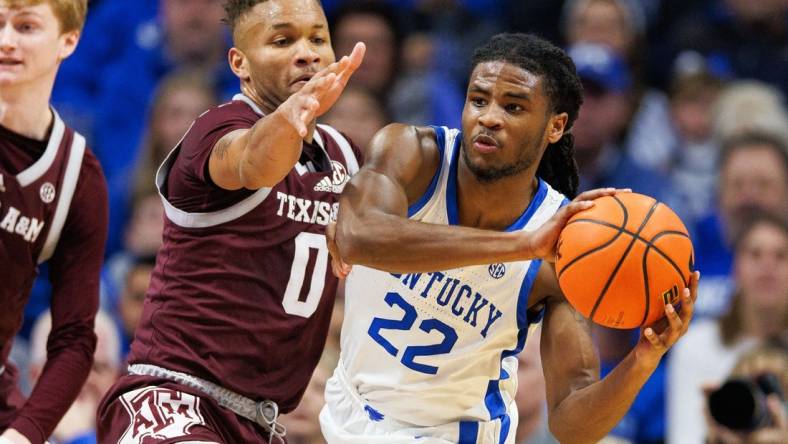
[12,0,788,443]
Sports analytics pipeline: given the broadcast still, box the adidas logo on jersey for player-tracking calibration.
[314,160,350,194]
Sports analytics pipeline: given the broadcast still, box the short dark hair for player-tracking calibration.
[719,131,788,178]
[470,33,584,198]
[223,0,323,36]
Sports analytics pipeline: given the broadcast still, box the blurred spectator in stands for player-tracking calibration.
[669,209,788,443]
[563,0,646,65]
[665,0,788,97]
[712,81,788,145]
[664,65,726,228]
[92,0,233,184]
[104,190,164,322]
[322,86,388,150]
[29,311,121,444]
[388,31,465,128]
[331,1,402,100]
[703,341,788,444]
[515,327,557,444]
[694,132,788,318]
[330,1,465,128]
[105,70,218,255]
[116,256,156,358]
[568,43,675,205]
[563,0,677,177]
[52,0,159,138]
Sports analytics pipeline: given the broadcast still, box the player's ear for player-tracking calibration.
[57,30,80,61]
[546,112,568,145]
[228,47,251,81]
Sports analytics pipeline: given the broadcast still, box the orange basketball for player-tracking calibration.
[555,192,694,329]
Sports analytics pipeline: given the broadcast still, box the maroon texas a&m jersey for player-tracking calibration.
[128,94,362,413]
[0,110,107,442]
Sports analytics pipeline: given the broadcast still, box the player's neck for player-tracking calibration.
[0,83,54,141]
[456,156,539,231]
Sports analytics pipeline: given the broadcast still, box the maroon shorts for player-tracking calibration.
[97,374,281,443]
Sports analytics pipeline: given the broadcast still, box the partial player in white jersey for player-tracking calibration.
[322,33,700,444]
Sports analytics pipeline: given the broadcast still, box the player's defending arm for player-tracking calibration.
[208,43,365,190]
[538,264,700,444]
[2,155,108,444]
[334,124,618,272]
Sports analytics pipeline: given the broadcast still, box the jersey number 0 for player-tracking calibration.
[282,232,329,318]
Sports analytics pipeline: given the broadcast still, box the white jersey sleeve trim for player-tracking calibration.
[38,132,86,263]
[232,93,265,116]
[155,147,272,229]
[317,124,360,175]
[18,109,65,187]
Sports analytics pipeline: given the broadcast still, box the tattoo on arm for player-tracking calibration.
[212,135,232,161]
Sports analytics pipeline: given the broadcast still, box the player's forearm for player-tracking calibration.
[336,209,535,272]
[12,325,95,444]
[239,110,305,189]
[547,351,657,443]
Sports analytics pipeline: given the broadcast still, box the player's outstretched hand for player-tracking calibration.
[326,221,351,279]
[526,188,629,261]
[278,42,366,137]
[634,270,700,367]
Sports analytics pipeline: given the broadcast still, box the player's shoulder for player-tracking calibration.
[368,123,443,160]
[192,98,260,129]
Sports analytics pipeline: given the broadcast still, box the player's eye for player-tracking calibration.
[16,22,36,32]
[505,103,524,113]
[311,37,326,45]
[470,97,486,107]
[272,38,291,47]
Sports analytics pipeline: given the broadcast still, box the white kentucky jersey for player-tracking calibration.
[336,126,567,442]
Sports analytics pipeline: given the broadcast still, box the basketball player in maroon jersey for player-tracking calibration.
[0,1,107,444]
[97,0,365,442]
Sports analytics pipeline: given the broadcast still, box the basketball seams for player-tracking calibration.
[588,199,659,322]
[557,196,628,279]
[640,243,651,327]
[566,218,689,276]
[648,231,692,285]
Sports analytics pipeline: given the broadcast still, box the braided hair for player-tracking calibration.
[470,33,583,198]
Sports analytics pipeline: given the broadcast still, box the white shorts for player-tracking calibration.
[319,363,518,444]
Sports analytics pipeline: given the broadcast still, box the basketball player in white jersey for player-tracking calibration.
[0,1,108,443]
[322,33,700,444]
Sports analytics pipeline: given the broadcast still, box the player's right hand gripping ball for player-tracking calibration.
[555,192,694,329]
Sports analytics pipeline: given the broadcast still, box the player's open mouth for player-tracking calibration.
[0,59,22,66]
[291,74,314,86]
[472,134,500,154]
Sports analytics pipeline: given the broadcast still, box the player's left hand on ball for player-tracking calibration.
[527,187,630,261]
[636,270,700,365]
[326,221,351,279]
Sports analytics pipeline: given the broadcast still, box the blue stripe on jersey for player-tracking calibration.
[515,259,545,330]
[484,258,544,440]
[505,179,548,232]
[499,414,512,444]
[459,421,479,444]
[408,126,448,217]
[446,131,463,225]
